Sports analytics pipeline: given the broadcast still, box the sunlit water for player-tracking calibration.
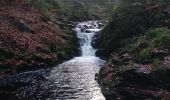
[48,57,105,100]
[0,21,106,100]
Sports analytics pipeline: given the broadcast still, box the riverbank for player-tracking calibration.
[94,0,170,99]
[0,0,79,76]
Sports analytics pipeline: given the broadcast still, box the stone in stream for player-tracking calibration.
[98,23,104,28]
[85,30,91,33]
[83,25,89,29]
[81,27,86,33]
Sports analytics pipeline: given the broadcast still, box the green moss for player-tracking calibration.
[151,58,161,69]
[145,27,169,39]
[145,27,170,48]
[126,37,138,53]
[137,48,151,63]
[126,27,170,64]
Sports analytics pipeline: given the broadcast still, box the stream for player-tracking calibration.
[0,21,106,100]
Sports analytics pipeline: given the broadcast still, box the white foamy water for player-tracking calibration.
[75,21,103,57]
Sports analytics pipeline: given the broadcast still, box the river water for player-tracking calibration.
[0,21,106,100]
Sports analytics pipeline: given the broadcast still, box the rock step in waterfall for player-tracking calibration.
[74,21,104,57]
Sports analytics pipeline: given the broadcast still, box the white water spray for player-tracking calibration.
[75,21,102,57]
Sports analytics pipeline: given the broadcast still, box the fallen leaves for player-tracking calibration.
[0,0,66,69]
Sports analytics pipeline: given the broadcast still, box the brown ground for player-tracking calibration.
[0,0,77,75]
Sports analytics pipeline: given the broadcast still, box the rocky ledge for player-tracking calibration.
[97,49,170,100]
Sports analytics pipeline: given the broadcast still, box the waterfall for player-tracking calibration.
[75,21,102,57]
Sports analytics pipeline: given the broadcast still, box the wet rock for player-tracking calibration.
[95,49,111,60]
[35,74,47,81]
[85,30,91,33]
[98,23,105,28]
[83,25,89,29]
[89,25,94,29]
[77,25,82,28]
[81,27,86,33]
[67,23,74,29]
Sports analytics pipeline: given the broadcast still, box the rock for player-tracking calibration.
[163,56,170,67]
[99,66,170,99]
[164,5,170,14]
[67,23,74,28]
[151,49,168,58]
[13,19,34,33]
[89,26,94,29]
[149,68,170,83]
[95,49,112,60]
[85,30,91,33]
[120,53,133,62]
[72,22,78,28]
[137,42,149,49]
[98,23,104,28]
[77,25,82,28]
[35,74,47,81]
[81,27,86,33]
[111,55,122,64]
[83,25,89,29]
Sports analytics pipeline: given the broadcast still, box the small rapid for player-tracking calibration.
[0,21,106,100]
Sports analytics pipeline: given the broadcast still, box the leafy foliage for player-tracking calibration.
[95,0,170,50]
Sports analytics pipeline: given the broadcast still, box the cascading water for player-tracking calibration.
[75,21,102,57]
[0,21,106,100]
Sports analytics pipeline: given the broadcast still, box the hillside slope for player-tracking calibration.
[56,0,119,21]
[94,0,170,99]
[0,0,79,75]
